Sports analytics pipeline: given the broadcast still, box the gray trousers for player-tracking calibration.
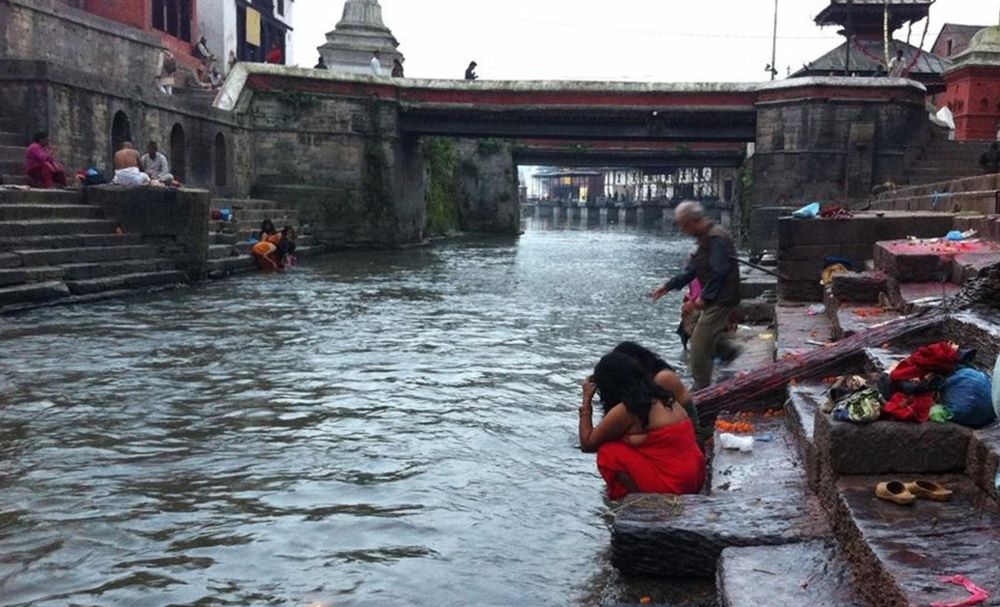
[689,304,737,390]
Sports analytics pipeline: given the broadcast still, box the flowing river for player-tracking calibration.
[0,219,712,606]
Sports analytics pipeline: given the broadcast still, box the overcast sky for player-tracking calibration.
[291,0,999,82]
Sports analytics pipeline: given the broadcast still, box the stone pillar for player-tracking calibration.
[942,26,1000,141]
[318,0,404,76]
[453,139,520,234]
[752,77,928,207]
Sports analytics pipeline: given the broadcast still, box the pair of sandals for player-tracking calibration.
[875,480,953,505]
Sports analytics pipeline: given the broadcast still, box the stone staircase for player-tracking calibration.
[0,188,187,312]
[206,198,325,278]
[904,134,988,187]
[872,173,1000,215]
[0,117,28,186]
[609,224,1000,605]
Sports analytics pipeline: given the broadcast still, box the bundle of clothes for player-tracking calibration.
[824,342,998,428]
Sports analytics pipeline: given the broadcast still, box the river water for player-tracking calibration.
[0,220,709,606]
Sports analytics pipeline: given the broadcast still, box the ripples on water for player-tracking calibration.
[0,220,703,606]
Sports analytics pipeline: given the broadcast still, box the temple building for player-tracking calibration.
[933,23,991,60]
[793,0,951,93]
[318,0,404,75]
[941,26,1000,141]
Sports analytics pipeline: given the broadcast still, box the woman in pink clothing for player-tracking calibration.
[24,132,68,189]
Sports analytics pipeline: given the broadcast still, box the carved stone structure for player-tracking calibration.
[318,0,403,75]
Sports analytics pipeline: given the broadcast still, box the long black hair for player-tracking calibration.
[592,352,675,429]
[612,341,675,374]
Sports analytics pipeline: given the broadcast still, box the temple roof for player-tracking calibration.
[794,39,951,77]
[816,0,934,35]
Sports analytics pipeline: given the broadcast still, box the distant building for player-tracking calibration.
[932,23,989,60]
[530,169,604,203]
[200,0,295,67]
[61,0,295,72]
[793,0,951,94]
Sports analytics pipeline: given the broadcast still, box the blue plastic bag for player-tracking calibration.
[792,202,821,219]
[942,367,996,428]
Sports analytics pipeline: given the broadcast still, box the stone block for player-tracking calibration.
[834,474,1000,607]
[832,305,900,339]
[831,271,889,304]
[612,418,829,579]
[717,542,862,607]
[944,311,1000,372]
[967,424,1000,499]
[778,280,822,302]
[785,383,828,490]
[86,186,210,280]
[874,240,949,282]
[814,412,971,476]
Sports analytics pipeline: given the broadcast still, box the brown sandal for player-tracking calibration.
[875,481,916,505]
[904,480,953,502]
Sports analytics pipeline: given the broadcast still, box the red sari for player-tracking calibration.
[596,418,706,500]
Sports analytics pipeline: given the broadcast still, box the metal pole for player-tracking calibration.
[770,0,779,80]
[845,0,853,75]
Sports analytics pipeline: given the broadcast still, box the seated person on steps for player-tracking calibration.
[24,132,68,188]
[112,141,150,186]
[140,141,181,187]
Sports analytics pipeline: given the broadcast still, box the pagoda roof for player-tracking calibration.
[794,38,950,76]
[816,0,934,30]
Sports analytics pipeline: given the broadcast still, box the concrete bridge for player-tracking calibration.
[217,65,931,246]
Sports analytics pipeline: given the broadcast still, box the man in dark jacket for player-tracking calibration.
[652,201,741,389]
[980,142,1000,174]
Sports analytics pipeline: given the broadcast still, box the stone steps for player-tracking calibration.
[0,189,86,205]
[0,232,141,252]
[0,160,23,176]
[0,280,71,307]
[876,174,1000,202]
[1,175,30,187]
[874,239,1000,283]
[0,258,175,287]
[0,118,23,133]
[0,145,23,163]
[871,190,999,214]
[0,204,103,222]
[213,198,281,211]
[208,243,246,259]
[66,270,187,296]
[716,541,862,607]
[0,219,117,237]
[0,132,23,147]
[611,416,830,579]
[833,474,1000,607]
[14,244,157,268]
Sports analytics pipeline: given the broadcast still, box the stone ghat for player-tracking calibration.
[609,309,1000,606]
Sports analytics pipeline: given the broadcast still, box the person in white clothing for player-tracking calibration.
[888,49,905,78]
[140,141,176,186]
[370,50,382,76]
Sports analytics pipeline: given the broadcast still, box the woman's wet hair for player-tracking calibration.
[260,219,276,235]
[592,352,675,428]
[612,341,674,374]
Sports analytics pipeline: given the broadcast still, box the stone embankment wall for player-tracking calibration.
[0,0,253,195]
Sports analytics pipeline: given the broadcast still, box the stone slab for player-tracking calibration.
[835,474,1000,607]
[612,419,829,579]
[0,280,70,308]
[785,383,828,490]
[833,305,900,340]
[717,541,862,607]
[952,252,1000,283]
[831,271,889,304]
[66,270,188,295]
[0,219,115,237]
[967,424,1000,499]
[874,239,1000,283]
[944,311,1000,373]
[862,347,908,375]
[895,281,961,313]
[814,411,971,476]
[776,303,833,358]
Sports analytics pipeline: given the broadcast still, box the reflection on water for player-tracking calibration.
[0,218,706,606]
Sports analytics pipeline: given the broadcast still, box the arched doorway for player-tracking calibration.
[214,132,227,187]
[111,111,131,158]
[169,123,186,183]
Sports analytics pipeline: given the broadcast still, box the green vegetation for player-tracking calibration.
[476,138,505,157]
[274,90,320,118]
[423,137,460,235]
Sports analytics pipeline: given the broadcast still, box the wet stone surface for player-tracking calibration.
[612,418,830,579]
[837,474,1000,607]
[815,412,971,476]
[716,541,863,607]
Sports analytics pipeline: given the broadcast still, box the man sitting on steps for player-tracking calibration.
[112,141,150,186]
[140,141,179,186]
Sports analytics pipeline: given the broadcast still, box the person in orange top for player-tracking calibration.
[578,352,706,500]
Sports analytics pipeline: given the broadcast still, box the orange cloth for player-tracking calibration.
[597,419,706,500]
[251,240,276,257]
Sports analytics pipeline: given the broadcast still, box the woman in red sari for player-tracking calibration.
[24,132,68,188]
[578,352,705,500]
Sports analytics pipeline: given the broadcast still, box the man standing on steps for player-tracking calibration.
[651,201,742,390]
